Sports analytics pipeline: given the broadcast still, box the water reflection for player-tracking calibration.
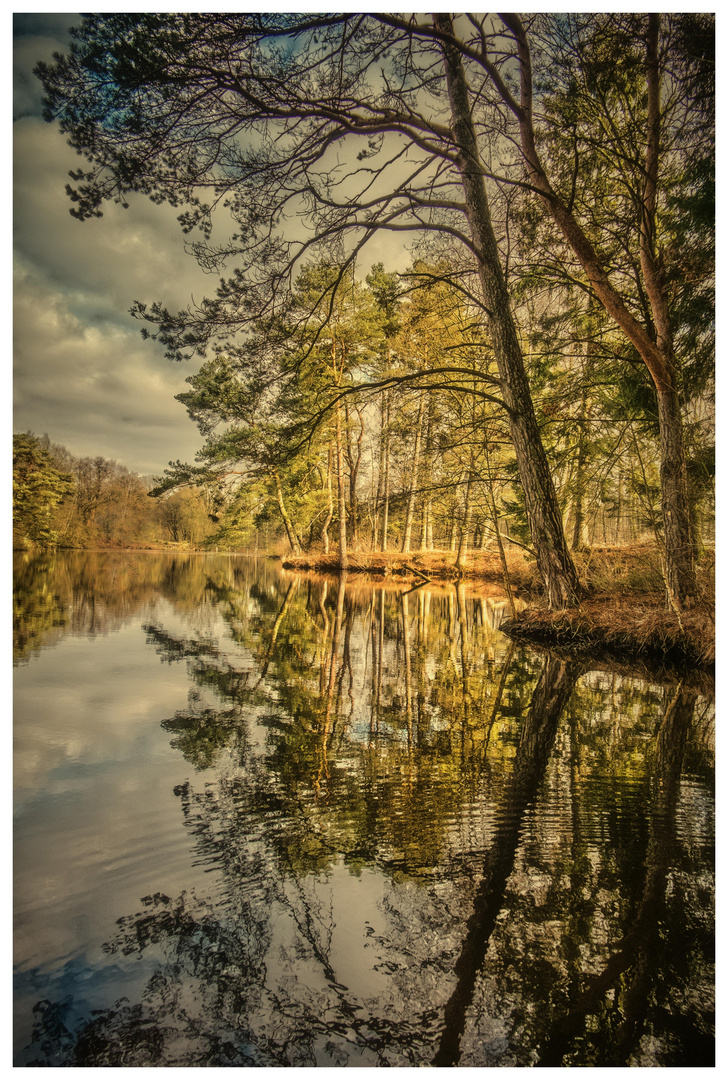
[14,552,714,1066]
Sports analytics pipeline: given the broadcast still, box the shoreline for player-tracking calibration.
[15,543,714,671]
[281,547,714,672]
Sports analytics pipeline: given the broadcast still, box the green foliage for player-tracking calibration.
[35,14,713,562]
[13,433,74,549]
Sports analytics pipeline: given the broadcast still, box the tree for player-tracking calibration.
[158,488,213,545]
[152,261,385,559]
[37,13,583,608]
[494,13,713,606]
[13,433,75,549]
[287,262,385,563]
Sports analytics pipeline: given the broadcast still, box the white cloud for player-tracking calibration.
[13,260,204,475]
[11,14,415,476]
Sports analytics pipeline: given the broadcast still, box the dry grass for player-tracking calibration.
[504,598,714,668]
[504,543,714,669]
[282,545,538,586]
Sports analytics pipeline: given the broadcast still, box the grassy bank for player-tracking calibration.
[502,598,714,668]
[502,544,714,668]
[282,543,715,669]
[282,547,537,585]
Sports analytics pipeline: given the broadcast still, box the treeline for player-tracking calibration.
[12,432,216,550]
[153,256,713,569]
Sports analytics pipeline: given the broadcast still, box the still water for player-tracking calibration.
[14,551,714,1067]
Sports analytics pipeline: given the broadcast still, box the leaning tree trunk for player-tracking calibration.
[436,14,582,609]
[321,441,334,554]
[272,470,302,555]
[501,12,697,609]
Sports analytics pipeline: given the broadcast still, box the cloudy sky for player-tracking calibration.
[13,13,223,478]
[12,11,416,480]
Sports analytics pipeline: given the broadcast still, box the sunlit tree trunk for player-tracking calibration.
[334,400,348,568]
[381,393,391,552]
[321,442,334,554]
[272,469,302,555]
[402,394,424,554]
[435,14,582,610]
[455,467,474,571]
[330,338,348,569]
[344,400,364,549]
[449,498,459,554]
[419,397,435,551]
[371,403,385,549]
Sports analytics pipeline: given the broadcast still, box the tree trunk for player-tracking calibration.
[502,13,697,607]
[381,393,391,552]
[273,470,302,555]
[371,399,385,549]
[421,499,431,551]
[484,441,517,616]
[419,398,434,550]
[435,14,582,609]
[321,441,334,554]
[455,466,473,570]
[571,380,590,551]
[345,401,364,549]
[402,393,424,554]
[334,400,348,568]
[658,385,695,607]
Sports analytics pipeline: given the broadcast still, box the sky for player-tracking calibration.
[13,12,224,478]
[12,7,722,481]
[11,10,417,480]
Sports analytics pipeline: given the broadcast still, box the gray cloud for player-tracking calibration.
[13,14,213,476]
[12,14,416,478]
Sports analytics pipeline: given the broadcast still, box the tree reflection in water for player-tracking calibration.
[16,554,714,1067]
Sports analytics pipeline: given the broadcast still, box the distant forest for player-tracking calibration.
[12,432,220,551]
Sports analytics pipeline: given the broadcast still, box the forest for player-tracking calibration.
[17,13,714,659]
[12,432,217,551]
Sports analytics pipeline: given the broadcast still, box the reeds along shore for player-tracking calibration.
[281,543,715,670]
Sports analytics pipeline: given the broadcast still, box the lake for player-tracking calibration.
[13,550,714,1066]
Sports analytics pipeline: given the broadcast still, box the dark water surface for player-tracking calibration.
[13,551,714,1066]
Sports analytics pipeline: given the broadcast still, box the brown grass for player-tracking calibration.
[282,545,538,587]
[504,598,714,668]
